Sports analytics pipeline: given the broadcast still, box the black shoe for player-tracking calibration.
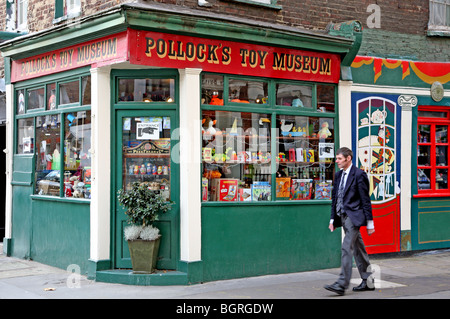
[324,282,345,296]
[352,279,375,292]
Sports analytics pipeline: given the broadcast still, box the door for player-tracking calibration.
[354,95,400,254]
[114,110,179,269]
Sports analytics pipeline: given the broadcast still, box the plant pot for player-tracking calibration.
[127,237,161,274]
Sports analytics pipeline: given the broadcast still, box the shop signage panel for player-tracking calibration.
[11,32,129,82]
[129,30,341,83]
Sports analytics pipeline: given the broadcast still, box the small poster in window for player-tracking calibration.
[23,137,32,153]
[137,122,159,140]
[163,117,171,129]
[318,143,334,159]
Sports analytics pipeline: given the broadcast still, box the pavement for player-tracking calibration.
[1,242,450,300]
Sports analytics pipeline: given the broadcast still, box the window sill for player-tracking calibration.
[202,199,331,207]
[31,194,90,204]
[427,29,450,37]
[52,11,81,25]
[221,0,282,10]
[413,193,450,198]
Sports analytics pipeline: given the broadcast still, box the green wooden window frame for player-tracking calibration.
[14,69,92,201]
[201,72,338,204]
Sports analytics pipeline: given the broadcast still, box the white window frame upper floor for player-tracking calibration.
[53,0,81,24]
[226,0,282,10]
[428,0,450,36]
[16,0,28,32]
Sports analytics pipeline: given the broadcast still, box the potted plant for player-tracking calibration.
[117,181,174,273]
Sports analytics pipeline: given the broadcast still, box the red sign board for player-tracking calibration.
[11,32,129,82]
[129,30,340,83]
[11,29,340,83]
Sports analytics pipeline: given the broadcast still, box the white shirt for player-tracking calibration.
[330,163,374,230]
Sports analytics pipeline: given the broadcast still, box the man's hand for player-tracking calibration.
[367,228,375,236]
[329,224,335,232]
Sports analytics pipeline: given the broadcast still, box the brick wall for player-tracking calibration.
[0,0,447,64]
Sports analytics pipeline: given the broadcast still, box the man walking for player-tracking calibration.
[324,147,375,296]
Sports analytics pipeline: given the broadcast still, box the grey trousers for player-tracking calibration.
[337,215,371,289]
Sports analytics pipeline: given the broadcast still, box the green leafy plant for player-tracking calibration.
[118,182,174,241]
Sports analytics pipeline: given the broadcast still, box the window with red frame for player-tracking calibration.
[417,107,450,195]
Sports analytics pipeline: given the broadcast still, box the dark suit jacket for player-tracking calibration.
[331,165,373,228]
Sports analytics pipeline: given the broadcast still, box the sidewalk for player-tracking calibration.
[1,242,450,299]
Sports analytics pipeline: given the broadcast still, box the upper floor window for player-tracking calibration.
[228,0,281,10]
[16,0,28,31]
[54,0,81,23]
[429,0,450,34]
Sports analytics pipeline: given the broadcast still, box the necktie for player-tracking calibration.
[336,172,346,216]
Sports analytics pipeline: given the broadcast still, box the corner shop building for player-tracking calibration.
[1,4,362,285]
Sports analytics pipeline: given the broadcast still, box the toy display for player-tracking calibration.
[276,177,291,199]
[315,181,332,199]
[251,182,271,201]
[201,111,336,202]
[291,179,313,200]
[210,179,239,201]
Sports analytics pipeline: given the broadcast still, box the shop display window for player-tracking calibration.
[118,78,175,103]
[35,115,61,196]
[47,83,57,110]
[417,107,450,194]
[63,111,92,198]
[276,115,335,200]
[17,89,25,115]
[228,78,268,104]
[276,83,312,108]
[17,118,34,154]
[28,87,45,110]
[201,73,337,202]
[201,74,224,105]
[317,84,335,113]
[202,111,272,202]
[15,72,92,200]
[81,76,91,105]
[60,80,80,105]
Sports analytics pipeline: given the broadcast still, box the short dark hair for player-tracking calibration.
[336,147,353,159]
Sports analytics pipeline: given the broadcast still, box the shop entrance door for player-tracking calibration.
[114,110,179,270]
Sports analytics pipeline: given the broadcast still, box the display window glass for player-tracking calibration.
[317,84,335,113]
[202,111,272,202]
[60,80,80,105]
[117,78,175,103]
[121,116,172,200]
[201,74,224,105]
[228,78,268,104]
[417,107,450,195]
[276,115,335,200]
[47,83,57,110]
[17,118,35,154]
[81,76,91,106]
[28,87,45,110]
[63,111,92,198]
[17,89,25,115]
[35,115,61,196]
[201,73,337,203]
[15,72,92,200]
[276,83,312,108]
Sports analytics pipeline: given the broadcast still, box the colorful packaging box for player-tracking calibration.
[291,179,313,200]
[276,177,291,199]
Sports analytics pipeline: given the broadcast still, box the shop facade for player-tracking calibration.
[347,56,450,254]
[1,5,361,284]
